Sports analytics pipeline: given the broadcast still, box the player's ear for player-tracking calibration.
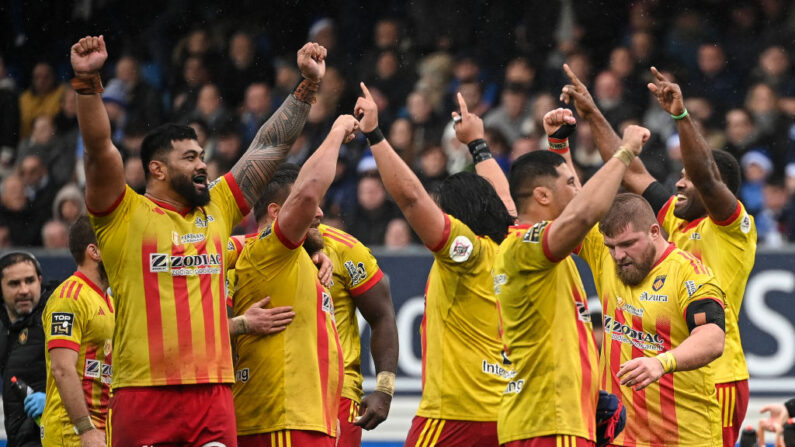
[533,186,551,206]
[87,244,101,262]
[649,223,662,238]
[267,202,280,220]
[149,159,167,181]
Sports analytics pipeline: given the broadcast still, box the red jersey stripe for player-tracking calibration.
[141,240,167,384]
[656,196,674,226]
[656,318,679,443]
[214,236,230,382]
[572,286,595,439]
[323,232,356,248]
[196,241,216,383]
[83,346,98,412]
[322,226,357,244]
[170,244,199,381]
[47,339,80,351]
[541,221,563,263]
[710,200,742,226]
[223,172,251,216]
[613,311,634,445]
[350,269,384,297]
[59,281,70,298]
[73,283,83,301]
[74,271,106,297]
[65,280,77,300]
[273,218,304,249]
[315,281,331,434]
[630,315,654,445]
[421,279,430,389]
[427,214,451,252]
[86,187,126,217]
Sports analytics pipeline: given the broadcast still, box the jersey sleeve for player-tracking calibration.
[656,195,678,235]
[511,220,565,272]
[242,217,304,281]
[677,257,726,319]
[88,185,138,250]
[225,236,245,268]
[427,214,482,270]
[208,173,252,233]
[43,288,89,352]
[574,225,607,279]
[339,240,384,297]
[707,200,757,245]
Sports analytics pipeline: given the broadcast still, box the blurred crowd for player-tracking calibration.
[1,0,794,249]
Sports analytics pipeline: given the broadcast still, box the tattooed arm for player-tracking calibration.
[228,42,326,206]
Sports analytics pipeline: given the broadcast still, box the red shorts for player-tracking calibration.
[109,383,236,447]
[717,379,750,447]
[404,416,498,447]
[338,397,362,447]
[505,435,594,447]
[238,430,335,447]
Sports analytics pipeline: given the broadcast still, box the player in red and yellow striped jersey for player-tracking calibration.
[360,85,516,446]
[561,64,754,447]
[42,217,114,446]
[233,115,358,447]
[495,113,649,446]
[577,194,726,446]
[72,34,324,445]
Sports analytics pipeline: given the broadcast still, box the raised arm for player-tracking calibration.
[647,67,738,221]
[277,115,358,244]
[352,276,398,430]
[71,36,125,213]
[542,108,581,186]
[452,92,517,217]
[561,64,656,195]
[229,43,326,207]
[355,82,446,248]
[545,125,650,260]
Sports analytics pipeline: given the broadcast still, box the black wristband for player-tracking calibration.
[467,139,493,164]
[549,123,576,139]
[365,127,385,146]
[786,398,795,418]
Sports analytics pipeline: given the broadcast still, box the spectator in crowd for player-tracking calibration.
[593,69,638,129]
[405,90,444,150]
[345,175,402,246]
[387,118,415,167]
[51,183,85,225]
[484,82,531,145]
[690,43,742,114]
[171,55,211,121]
[40,220,68,249]
[101,79,128,144]
[383,218,412,251]
[415,145,448,196]
[19,62,64,140]
[0,55,19,167]
[113,54,164,127]
[0,174,40,246]
[218,32,271,109]
[239,82,274,148]
[724,108,761,161]
[0,252,51,446]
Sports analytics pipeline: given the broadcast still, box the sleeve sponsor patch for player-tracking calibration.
[259,225,272,239]
[684,280,702,297]
[740,214,751,234]
[344,260,367,286]
[50,312,74,336]
[523,221,549,243]
[449,235,474,263]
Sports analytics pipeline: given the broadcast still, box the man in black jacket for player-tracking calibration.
[0,252,52,447]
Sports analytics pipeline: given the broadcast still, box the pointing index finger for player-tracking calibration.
[563,63,584,88]
[360,82,374,101]
[650,66,666,82]
[456,92,468,116]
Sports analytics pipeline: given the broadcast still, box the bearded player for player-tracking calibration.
[562,64,754,447]
[71,34,324,445]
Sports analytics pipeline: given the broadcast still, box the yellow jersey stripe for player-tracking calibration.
[422,419,440,447]
[429,420,445,445]
[415,419,434,447]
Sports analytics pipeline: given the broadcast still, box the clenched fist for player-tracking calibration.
[71,35,108,77]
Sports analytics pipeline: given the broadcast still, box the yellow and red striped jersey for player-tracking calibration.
[416,214,510,422]
[41,272,115,436]
[657,197,755,384]
[494,222,599,444]
[319,223,384,403]
[578,229,724,447]
[89,173,248,388]
[232,218,343,436]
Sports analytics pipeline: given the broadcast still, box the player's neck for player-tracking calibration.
[144,186,191,212]
[651,237,671,265]
[517,207,556,227]
[78,263,108,292]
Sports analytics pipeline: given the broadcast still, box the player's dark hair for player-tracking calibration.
[253,163,300,222]
[438,172,514,243]
[68,216,98,266]
[0,252,42,281]
[599,193,658,238]
[712,150,741,196]
[140,123,198,180]
[509,151,566,210]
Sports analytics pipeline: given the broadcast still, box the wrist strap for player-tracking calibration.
[70,73,104,95]
[547,137,570,154]
[467,139,493,163]
[365,127,385,146]
[785,398,795,418]
[73,416,95,435]
[655,351,677,374]
[232,315,249,335]
[293,78,320,104]
[671,109,689,120]
[374,371,396,396]
[612,146,636,167]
